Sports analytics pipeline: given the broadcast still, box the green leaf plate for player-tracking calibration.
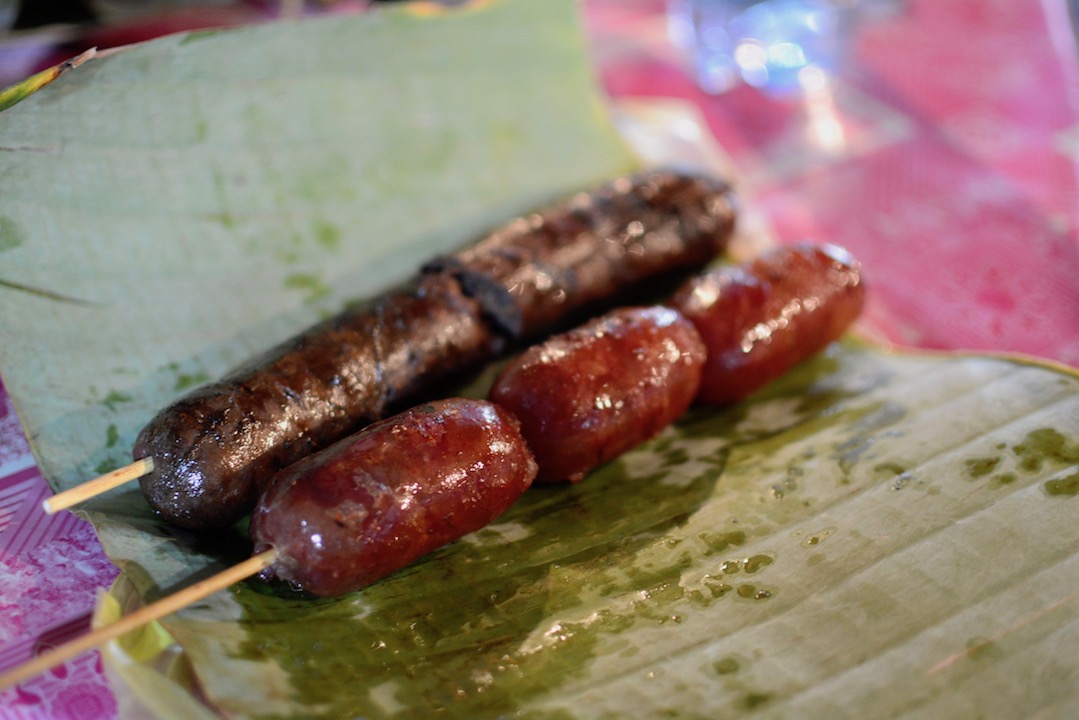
[95,343,1079,719]
[1,1,1077,718]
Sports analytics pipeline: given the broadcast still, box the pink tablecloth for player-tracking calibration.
[587,0,1079,364]
[2,0,1077,717]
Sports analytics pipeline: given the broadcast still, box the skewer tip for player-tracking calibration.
[42,457,154,515]
[0,548,277,692]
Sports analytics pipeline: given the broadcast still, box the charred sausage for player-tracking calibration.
[488,306,706,484]
[135,274,504,530]
[669,242,865,405]
[249,398,537,597]
[135,171,736,530]
[427,170,737,339]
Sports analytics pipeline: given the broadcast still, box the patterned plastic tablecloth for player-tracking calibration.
[1,0,1077,717]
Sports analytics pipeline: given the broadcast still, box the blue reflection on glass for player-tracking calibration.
[669,0,847,95]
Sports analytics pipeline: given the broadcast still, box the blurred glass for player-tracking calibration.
[0,0,19,31]
[668,0,854,95]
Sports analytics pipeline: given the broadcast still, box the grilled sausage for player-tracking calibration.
[427,170,737,339]
[488,306,706,484]
[669,242,865,405]
[135,171,736,531]
[249,398,537,597]
[135,274,504,530]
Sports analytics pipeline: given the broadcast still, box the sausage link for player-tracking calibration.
[427,170,737,339]
[488,306,706,484]
[669,242,865,405]
[249,398,537,597]
[135,274,503,530]
[135,171,736,531]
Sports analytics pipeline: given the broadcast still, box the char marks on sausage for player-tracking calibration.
[135,274,503,530]
[135,171,736,530]
[427,170,737,339]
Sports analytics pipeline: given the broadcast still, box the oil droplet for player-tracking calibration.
[711,656,740,675]
[801,526,836,547]
[742,692,773,709]
[698,530,747,556]
[770,467,801,500]
[990,473,1017,488]
[704,580,734,599]
[721,560,741,575]
[871,461,914,490]
[875,461,906,477]
[736,584,772,600]
[1045,471,1079,497]
[743,554,775,574]
[964,456,1001,479]
[1013,428,1079,474]
[891,472,914,491]
[662,447,690,467]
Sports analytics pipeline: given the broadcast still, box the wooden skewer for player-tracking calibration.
[0,548,278,692]
[41,457,154,514]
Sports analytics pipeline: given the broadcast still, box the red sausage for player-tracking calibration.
[669,243,865,405]
[136,170,734,532]
[489,306,706,484]
[249,398,537,597]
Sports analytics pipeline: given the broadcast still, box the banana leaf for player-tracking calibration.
[0,0,637,495]
[1,1,1078,718]
[95,343,1079,719]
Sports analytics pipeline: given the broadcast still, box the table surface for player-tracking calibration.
[2,0,1078,717]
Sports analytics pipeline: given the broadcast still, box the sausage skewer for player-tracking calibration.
[1,397,538,691]
[249,398,537,597]
[41,170,736,530]
[250,240,865,594]
[0,549,278,692]
[5,242,865,691]
[25,307,701,684]
[43,457,154,514]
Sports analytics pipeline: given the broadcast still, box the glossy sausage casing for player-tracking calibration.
[136,171,735,531]
[249,398,537,597]
[489,306,706,484]
[669,243,865,405]
[135,275,504,530]
[428,170,737,339]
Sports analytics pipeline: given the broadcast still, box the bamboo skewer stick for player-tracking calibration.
[0,549,278,691]
[41,457,154,514]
